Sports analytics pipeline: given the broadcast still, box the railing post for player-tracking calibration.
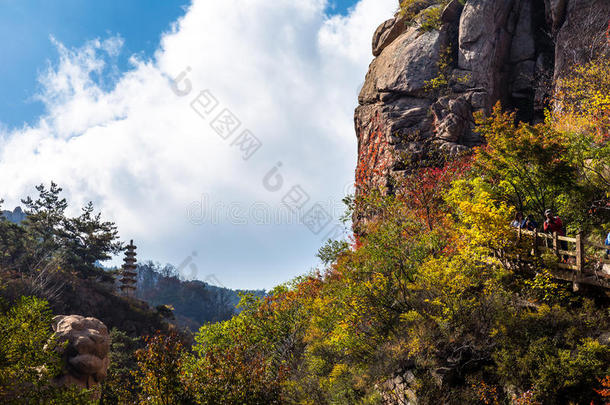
[553,232,559,257]
[533,228,539,256]
[574,231,583,292]
[576,232,583,272]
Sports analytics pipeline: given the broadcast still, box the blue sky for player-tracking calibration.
[0,0,396,289]
[0,0,188,127]
[0,0,359,129]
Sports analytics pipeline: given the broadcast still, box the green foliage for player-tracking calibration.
[4,182,122,278]
[20,182,69,256]
[0,186,173,401]
[424,46,452,94]
[399,0,453,32]
[474,102,610,233]
[100,328,141,404]
[61,201,122,275]
[317,239,350,265]
[177,59,610,403]
[398,0,433,21]
[418,4,444,32]
[475,105,578,219]
[0,296,59,401]
[521,270,571,305]
[493,305,610,403]
[0,219,27,270]
[554,57,610,138]
[0,296,92,404]
[1,56,609,405]
[185,293,292,404]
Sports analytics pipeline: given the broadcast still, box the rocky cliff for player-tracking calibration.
[355,0,609,194]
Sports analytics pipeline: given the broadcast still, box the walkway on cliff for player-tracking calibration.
[512,228,610,291]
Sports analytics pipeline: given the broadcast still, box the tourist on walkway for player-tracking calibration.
[511,212,526,228]
[524,215,538,231]
[605,231,610,255]
[543,209,564,236]
[544,209,567,260]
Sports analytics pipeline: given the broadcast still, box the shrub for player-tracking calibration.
[0,296,92,404]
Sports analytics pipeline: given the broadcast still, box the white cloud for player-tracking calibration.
[0,0,396,289]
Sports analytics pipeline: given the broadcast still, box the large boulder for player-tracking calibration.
[355,24,447,195]
[52,315,110,395]
[361,26,445,103]
[373,16,410,57]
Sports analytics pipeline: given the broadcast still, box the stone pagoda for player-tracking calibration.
[119,240,138,297]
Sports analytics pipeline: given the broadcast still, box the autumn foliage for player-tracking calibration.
[355,112,390,193]
[2,58,608,405]
[134,58,610,404]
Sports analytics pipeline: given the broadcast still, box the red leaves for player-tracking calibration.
[594,375,610,398]
[356,113,390,193]
[399,156,471,230]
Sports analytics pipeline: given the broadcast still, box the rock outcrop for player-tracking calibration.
[1,206,26,224]
[355,0,610,195]
[379,369,418,405]
[52,315,110,396]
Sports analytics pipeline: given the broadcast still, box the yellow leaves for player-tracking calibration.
[447,177,515,252]
[425,46,452,93]
[328,363,349,383]
[412,252,489,329]
[400,310,423,324]
[489,327,500,338]
[399,0,434,20]
[553,58,610,137]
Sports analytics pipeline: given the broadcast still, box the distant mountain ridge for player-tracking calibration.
[1,206,26,224]
[134,262,265,331]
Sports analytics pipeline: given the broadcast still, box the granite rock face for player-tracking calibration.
[355,0,610,195]
[52,315,110,396]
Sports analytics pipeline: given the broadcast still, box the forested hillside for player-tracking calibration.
[0,0,608,404]
[0,57,607,405]
[114,58,609,404]
[135,262,265,330]
[0,184,172,402]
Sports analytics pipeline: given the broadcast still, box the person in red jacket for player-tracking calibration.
[543,209,564,236]
[544,209,568,261]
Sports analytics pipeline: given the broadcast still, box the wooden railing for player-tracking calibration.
[515,228,610,290]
